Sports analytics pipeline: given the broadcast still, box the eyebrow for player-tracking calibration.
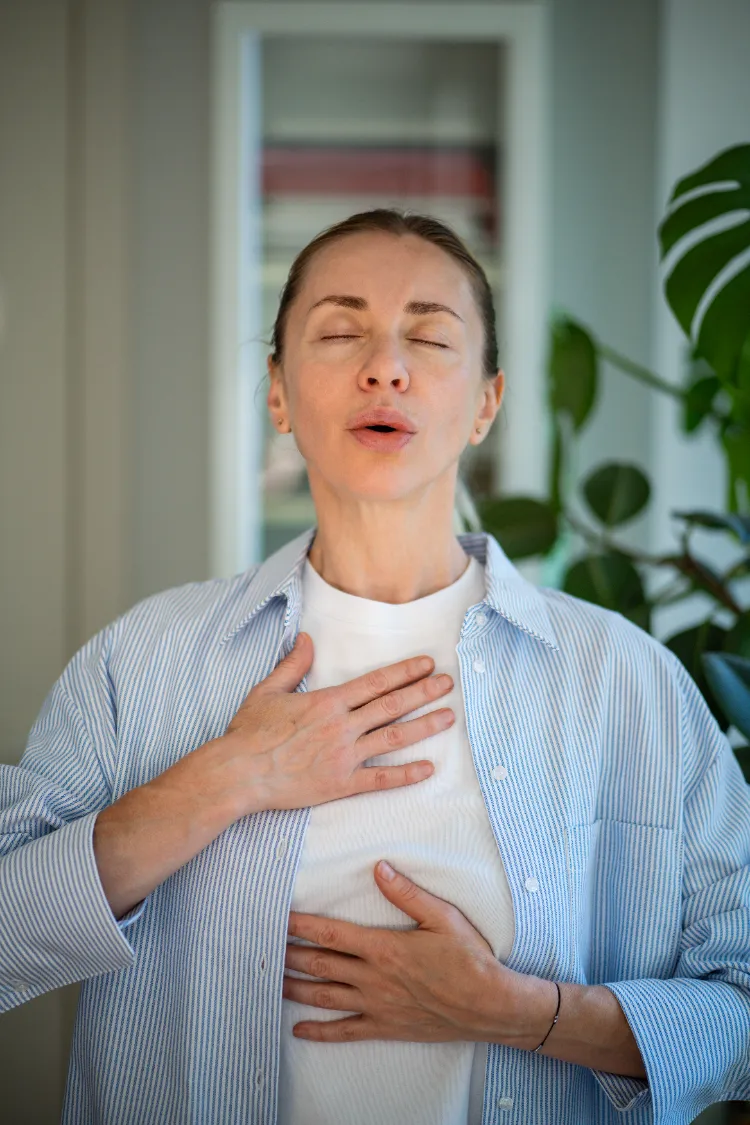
[307,294,464,323]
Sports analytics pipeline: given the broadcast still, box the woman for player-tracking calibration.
[1,210,748,1125]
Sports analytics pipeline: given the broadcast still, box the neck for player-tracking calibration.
[305,478,470,604]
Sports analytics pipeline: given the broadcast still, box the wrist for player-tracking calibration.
[497,970,562,1052]
[193,733,270,819]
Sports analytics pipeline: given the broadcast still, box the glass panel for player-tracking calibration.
[256,37,505,559]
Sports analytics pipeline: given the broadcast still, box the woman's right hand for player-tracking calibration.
[219,631,455,816]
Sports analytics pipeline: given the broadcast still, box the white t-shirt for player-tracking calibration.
[277,553,515,1125]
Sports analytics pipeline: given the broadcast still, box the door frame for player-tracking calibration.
[210,1,551,575]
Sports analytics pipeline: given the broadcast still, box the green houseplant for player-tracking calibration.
[459,144,750,781]
[458,144,750,1122]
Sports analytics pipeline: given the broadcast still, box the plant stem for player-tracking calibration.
[722,556,750,583]
[596,344,686,401]
[563,511,743,614]
[649,580,692,607]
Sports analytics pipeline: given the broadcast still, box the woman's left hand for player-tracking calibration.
[283,860,524,1044]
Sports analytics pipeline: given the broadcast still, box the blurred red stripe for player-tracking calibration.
[262,147,496,198]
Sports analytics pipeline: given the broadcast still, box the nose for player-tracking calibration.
[357,336,410,392]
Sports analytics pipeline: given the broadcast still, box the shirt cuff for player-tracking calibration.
[590,1068,651,1113]
[597,978,750,1121]
[0,809,146,1011]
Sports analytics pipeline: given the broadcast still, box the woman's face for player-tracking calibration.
[267,231,503,507]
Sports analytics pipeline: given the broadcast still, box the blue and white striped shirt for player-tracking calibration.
[1,527,749,1124]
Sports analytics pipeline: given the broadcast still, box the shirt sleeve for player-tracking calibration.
[0,625,150,1013]
[591,658,750,1120]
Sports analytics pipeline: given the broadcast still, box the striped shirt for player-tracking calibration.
[1,526,749,1125]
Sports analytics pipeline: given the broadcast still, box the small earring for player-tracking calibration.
[475,426,482,434]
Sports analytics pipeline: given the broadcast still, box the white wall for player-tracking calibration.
[130,0,212,602]
[0,4,73,1113]
[0,3,69,769]
[549,0,659,552]
[1,1,135,1115]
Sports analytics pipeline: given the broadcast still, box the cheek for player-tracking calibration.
[286,368,338,449]
[431,373,478,432]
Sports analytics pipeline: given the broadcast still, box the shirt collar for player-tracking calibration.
[219,526,558,650]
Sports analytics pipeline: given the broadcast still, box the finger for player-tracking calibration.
[336,656,435,711]
[352,673,454,736]
[292,1015,374,1042]
[287,912,386,959]
[355,707,455,766]
[258,632,313,694]
[284,944,365,986]
[352,758,436,794]
[373,861,454,927]
[282,976,363,1013]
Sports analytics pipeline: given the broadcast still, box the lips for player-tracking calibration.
[347,407,417,433]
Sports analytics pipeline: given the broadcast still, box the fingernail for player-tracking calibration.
[378,861,395,880]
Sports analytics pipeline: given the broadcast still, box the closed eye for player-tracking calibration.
[321,335,447,348]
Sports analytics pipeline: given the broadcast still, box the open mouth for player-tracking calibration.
[349,421,415,449]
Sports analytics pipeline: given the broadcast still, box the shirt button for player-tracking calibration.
[525,876,539,893]
[9,979,29,993]
[472,658,485,674]
[475,612,487,626]
[497,1095,514,1110]
[492,764,508,781]
[276,839,288,860]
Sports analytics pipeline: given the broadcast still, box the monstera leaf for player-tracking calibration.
[477,496,558,559]
[548,317,598,432]
[658,145,750,387]
[583,462,651,528]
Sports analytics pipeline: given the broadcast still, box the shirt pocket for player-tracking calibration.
[565,818,682,985]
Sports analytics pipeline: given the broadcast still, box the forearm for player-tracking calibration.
[499,973,647,1080]
[93,737,249,921]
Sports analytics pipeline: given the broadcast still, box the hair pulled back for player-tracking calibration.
[270,208,499,380]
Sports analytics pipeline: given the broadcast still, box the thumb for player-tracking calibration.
[374,862,446,928]
[266,631,313,692]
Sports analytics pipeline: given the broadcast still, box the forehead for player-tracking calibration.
[298,230,476,314]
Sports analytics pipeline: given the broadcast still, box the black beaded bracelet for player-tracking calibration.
[533,981,561,1053]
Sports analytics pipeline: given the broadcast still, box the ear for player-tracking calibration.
[472,370,504,441]
[480,369,504,421]
[266,355,288,416]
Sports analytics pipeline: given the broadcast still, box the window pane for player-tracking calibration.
[257,37,504,558]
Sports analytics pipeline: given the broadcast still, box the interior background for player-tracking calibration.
[1,1,749,1120]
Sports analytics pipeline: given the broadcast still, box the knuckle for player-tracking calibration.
[379,690,402,717]
[314,987,334,1008]
[341,1022,359,1041]
[399,881,420,902]
[365,669,389,695]
[372,769,390,790]
[373,936,398,973]
[310,955,328,978]
[383,723,404,748]
[316,713,346,742]
[318,925,338,947]
[315,692,340,720]
[312,694,340,724]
